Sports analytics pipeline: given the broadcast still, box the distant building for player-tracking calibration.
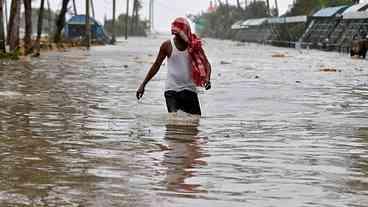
[64,15,111,44]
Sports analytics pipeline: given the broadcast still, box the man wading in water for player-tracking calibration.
[136,17,212,116]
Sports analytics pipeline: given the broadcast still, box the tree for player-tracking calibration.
[0,0,6,53]
[34,0,44,56]
[194,1,269,39]
[7,0,20,52]
[54,0,69,43]
[236,0,241,9]
[23,0,32,54]
[104,14,147,37]
[131,0,142,35]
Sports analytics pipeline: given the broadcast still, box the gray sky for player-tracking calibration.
[15,0,294,32]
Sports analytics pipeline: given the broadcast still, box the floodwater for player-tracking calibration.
[0,37,368,207]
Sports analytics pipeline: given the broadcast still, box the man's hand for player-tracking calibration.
[205,81,211,90]
[204,74,211,90]
[136,84,145,100]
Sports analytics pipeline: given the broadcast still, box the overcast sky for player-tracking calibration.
[11,0,295,32]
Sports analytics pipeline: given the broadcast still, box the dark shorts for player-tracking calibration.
[164,90,201,115]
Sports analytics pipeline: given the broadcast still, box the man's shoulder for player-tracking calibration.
[161,40,171,48]
[160,40,172,54]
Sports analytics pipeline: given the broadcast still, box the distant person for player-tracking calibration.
[136,17,212,116]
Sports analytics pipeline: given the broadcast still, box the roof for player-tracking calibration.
[231,18,268,29]
[343,11,368,19]
[313,5,348,17]
[343,2,368,14]
[231,20,243,29]
[242,18,268,26]
[66,15,100,25]
[268,16,307,24]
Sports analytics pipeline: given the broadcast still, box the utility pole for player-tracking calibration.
[150,0,154,32]
[111,0,115,43]
[274,0,279,16]
[125,0,129,40]
[4,0,7,32]
[72,0,77,15]
[149,0,152,32]
[85,0,90,48]
[266,0,270,15]
[91,0,95,18]
[47,0,51,42]
[0,0,6,52]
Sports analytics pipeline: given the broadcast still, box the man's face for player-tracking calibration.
[174,34,185,43]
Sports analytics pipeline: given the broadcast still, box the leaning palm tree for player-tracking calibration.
[54,0,70,43]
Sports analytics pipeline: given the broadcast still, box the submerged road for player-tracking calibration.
[0,37,368,207]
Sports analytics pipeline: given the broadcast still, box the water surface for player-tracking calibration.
[0,37,368,206]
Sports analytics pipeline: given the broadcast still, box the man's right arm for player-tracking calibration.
[136,41,171,100]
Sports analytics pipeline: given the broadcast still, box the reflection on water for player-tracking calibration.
[163,124,207,194]
[1,37,368,206]
[355,127,368,178]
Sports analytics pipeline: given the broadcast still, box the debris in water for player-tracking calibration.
[272,53,288,58]
[320,68,337,72]
[255,75,260,79]
[220,60,231,65]
[124,65,129,68]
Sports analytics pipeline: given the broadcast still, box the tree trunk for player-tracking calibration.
[130,0,136,35]
[111,0,115,43]
[34,0,44,56]
[91,0,95,18]
[85,0,90,48]
[0,0,6,52]
[4,0,7,29]
[7,0,20,52]
[47,0,51,42]
[125,0,129,40]
[54,0,69,43]
[72,0,77,15]
[135,1,139,33]
[274,0,279,16]
[236,0,241,9]
[23,0,32,54]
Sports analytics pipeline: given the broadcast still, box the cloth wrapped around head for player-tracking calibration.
[171,17,210,87]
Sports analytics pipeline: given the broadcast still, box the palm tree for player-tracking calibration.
[236,0,241,9]
[54,0,70,43]
[23,0,32,54]
[7,0,20,52]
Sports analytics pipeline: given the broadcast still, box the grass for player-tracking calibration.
[0,49,21,60]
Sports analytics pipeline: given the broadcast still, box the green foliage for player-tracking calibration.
[104,14,148,37]
[0,49,21,60]
[285,0,353,16]
[104,0,147,37]
[194,1,269,39]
